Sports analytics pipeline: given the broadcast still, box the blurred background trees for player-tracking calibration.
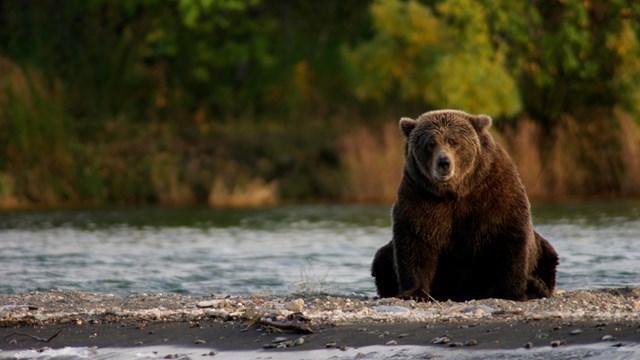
[1,0,640,207]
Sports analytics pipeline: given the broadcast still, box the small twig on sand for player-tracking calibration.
[424,291,444,309]
[260,318,315,334]
[4,328,62,342]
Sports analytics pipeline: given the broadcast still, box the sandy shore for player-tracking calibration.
[1,288,638,354]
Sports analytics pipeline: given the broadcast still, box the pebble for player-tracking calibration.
[285,299,304,312]
[196,300,225,308]
[570,328,583,335]
[33,314,50,321]
[194,339,206,344]
[602,335,616,341]
[524,342,534,349]
[204,309,229,319]
[461,305,496,314]
[272,337,289,343]
[465,339,478,346]
[385,340,398,345]
[325,341,338,348]
[431,336,450,344]
[292,337,305,347]
[550,340,566,347]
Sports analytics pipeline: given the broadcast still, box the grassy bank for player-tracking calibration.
[339,109,640,204]
[3,2,640,208]
[2,61,640,208]
[2,106,640,208]
[2,58,640,208]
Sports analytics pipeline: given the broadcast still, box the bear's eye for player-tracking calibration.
[426,139,436,148]
[448,138,459,147]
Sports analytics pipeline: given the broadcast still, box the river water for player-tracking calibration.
[0,201,638,296]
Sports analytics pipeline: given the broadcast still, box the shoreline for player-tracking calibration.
[1,288,638,354]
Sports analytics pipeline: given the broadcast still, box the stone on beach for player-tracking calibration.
[196,300,227,309]
[285,298,304,312]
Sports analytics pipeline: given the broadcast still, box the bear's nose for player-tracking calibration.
[436,156,451,171]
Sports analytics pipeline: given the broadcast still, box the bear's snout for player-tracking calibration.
[437,156,450,171]
[432,151,454,181]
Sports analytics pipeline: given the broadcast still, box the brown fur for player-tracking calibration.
[371,110,558,301]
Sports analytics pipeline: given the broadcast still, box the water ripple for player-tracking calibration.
[0,203,638,295]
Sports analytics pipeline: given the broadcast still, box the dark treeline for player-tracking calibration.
[1,0,640,208]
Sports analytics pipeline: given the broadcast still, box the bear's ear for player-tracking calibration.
[469,114,492,132]
[399,117,417,138]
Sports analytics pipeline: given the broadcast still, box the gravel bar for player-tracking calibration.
[1,287,638,352]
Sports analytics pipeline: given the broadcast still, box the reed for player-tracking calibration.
[208,161,279,208]
[341,112,640,202]
[502,110,640,199]
[0,57,74,205]
[615,109,640,196]
[148,152,194,205]
[500,118,547,199]
[340,122,403,203]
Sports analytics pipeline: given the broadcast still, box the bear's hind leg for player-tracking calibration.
[527,231,559,299]
[371,241,399,297]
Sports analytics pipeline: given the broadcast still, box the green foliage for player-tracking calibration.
[607,20,640,117]
[345,0,521,118]
[0,60,74,203]
[345,0,640,124]
[344,0,445,102]
[2,0,640,206]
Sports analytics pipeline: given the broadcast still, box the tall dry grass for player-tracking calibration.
[500,117,547,199]
[340,123,404,203]
[498,110,640,199]
[616,109,640,196]
[208,162,279,208]
[341,111,640,202]
[0,57,74,206]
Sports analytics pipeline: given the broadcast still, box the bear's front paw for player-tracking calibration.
[398,288,432,302]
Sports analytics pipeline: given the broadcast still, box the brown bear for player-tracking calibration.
[371,110,558,301]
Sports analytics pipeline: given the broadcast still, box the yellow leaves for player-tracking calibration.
[620,7,632,17]
[429,53,521,117]
[606,20,640,116]
[345,0,521,118]
[371,0,442,48]
[345,0,446,102]
[607,20,638,57]
[406,1,441,47]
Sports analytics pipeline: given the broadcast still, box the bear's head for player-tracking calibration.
[399,110,494,197]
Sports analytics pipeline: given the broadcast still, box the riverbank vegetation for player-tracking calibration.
[1,0,640,208]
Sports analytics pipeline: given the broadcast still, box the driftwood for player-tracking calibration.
[259,317,315,334]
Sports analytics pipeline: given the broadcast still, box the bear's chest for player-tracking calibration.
[412,199,501,251]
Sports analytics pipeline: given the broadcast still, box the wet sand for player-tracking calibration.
[1,288,638,353]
